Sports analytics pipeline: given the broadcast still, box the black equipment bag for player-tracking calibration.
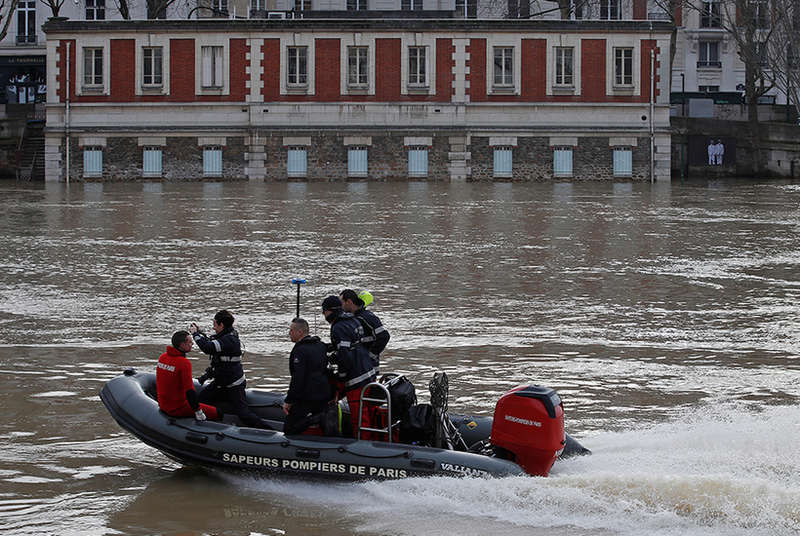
[379,374,417,422]
[400,403,436,445]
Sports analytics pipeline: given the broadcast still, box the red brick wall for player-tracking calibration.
[633,0,647,19]
[435,38,453,102]
[640,40,660,103]
[56,40,76,103]
[376,38,401,100]
[111,39,135,101]
[169,39,194,101]
[262,39,280,100]
[468,38,486,102]
[522,38,546,100]
[315,38,340,101]
[674,5,682,25]
[229,39,247,101]
[581,39,606,101]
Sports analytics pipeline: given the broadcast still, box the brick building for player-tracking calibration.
[43,18,672,181]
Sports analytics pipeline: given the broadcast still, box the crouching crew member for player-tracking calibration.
[156,330,221,421]
[282,317,333,435]
[322,295,378,438]
[340,288,390,369]
[190,310,270,429]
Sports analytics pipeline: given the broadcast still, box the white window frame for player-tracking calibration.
[85,0,105,20]
[83,146,103,177]
[554,47,574,87]
[203,146,223,177]
[287,46,308,87]
[613,147,632,177]
[493,146,513,178]
[401,35,436,95]
[614,47,633,86]
[142,47,163,87]
[553,146,573,177]
[142,146,163,177]
[16,0,36,44]
[407,145,428,177]
[339,36,375,95]
[599,0,621,20]
[348,46,369,88]
[347,0,368,9]
[201,45,224,88]
[287,146,308,177]
[698,40,721,68]
[83,47,104,88]
[195,40,229,95]
[281,34,315,95]
[752,0,770,29]
[700,0,721,27]
[546,36,580,96]
[134,37,170,96]
[401,0,423,10]
[493,46,514,87]
[408,46,427,87]
[348,146,368,177]
[569,0,584,19]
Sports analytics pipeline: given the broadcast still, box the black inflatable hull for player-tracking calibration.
[100,370,586,480]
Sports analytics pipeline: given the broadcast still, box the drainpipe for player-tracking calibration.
[65,41,71,185]
[650,49,655,183]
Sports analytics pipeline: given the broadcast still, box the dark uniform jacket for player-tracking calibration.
[192,327,246,388]
[355,306,390,363]
[286,335,332,404]
[328,310,377,390]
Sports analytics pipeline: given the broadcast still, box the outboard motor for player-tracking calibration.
[490,385,565,477]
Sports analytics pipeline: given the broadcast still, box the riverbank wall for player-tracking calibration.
[671,117,800,179]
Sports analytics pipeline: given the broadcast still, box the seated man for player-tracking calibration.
[156,330,221,421]
[282,317,333,435]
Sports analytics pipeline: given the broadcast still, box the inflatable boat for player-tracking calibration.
[100,369,589,480]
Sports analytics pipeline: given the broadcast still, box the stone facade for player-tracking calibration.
[51,130,663,182]
[469,135,653,181]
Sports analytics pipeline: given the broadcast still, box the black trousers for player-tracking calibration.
[198,382,267,429]
[284,400,328,435]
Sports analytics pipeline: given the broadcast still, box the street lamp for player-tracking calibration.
[681,72,686,116]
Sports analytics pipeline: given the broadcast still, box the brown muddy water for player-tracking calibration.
[0,179,799,536]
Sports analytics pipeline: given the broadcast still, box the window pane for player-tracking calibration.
[83,147,103,176]
[408,146,428,176]
[143,147,163,176]
[613,148,632,176]
[287,147,307,176]
[554,147,573,176]
[493,147,512,177]
[203,147,222,176]
[348,147,368,176]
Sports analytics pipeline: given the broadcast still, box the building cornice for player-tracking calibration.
[43,18,674,35]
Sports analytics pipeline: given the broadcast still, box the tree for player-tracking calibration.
[685,0,782,172]
[0,0,20,42]
[39,0,66,17]
[761,0,800,122]
[110,0,191,19]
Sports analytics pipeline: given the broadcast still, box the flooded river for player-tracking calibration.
[1,178,799,535]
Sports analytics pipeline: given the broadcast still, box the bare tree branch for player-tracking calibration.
[0,0,21,42]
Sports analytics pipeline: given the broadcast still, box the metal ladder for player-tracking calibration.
[356,381,397,442]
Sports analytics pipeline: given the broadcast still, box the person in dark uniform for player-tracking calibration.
[282,317,332,435]
[156,330,221,421]
[190,310,270,429]
[322,295,377,438]
[340,288,390,369]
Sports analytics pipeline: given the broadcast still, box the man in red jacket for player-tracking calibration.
[156,330,221,421]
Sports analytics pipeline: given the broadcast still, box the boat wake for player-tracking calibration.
[232,403,800,536]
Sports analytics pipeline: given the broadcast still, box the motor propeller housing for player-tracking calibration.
[490,385,566,477]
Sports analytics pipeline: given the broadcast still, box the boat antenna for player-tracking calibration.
[291,277,307,318]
